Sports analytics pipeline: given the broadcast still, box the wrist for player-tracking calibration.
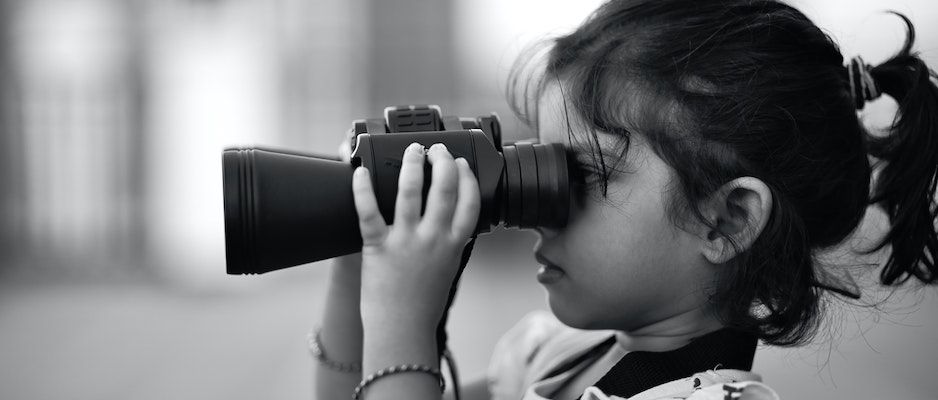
[359,281,447,332]
[361,303,439,335]
[329,254,362,287]
[362,322,439,369]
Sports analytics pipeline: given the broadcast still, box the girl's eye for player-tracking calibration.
[564,148,610,206]
[569,157,605,199]
[567,151,602,183]
[573,163,600,183]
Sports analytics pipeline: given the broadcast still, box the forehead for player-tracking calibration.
[535,83,572,146]
[534,83,628,154]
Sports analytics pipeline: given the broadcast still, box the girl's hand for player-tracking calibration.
[351,142,481,331]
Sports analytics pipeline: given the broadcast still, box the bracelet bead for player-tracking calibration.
[307,329,362,373]
[352,363,445,400]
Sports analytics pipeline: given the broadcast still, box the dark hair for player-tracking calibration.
[508,0,938,346]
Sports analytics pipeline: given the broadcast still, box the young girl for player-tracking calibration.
[313,0,938,399]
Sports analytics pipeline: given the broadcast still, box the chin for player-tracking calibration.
[546,293,604,330]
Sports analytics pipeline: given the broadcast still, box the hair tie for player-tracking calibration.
[847,56,881,110]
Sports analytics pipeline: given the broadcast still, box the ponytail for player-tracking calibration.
[865,12,938,285]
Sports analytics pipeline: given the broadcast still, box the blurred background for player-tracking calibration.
[0,0,936,399]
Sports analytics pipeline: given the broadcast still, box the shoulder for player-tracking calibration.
[487,311,612,400]
[582,370,780,400]
[491,310,566,364]
[486,311,562,400]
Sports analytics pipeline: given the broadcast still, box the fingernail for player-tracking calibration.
[455,157,468,167]
[407,142,425,155]
[354,166,368,178]
[429,143,447,154]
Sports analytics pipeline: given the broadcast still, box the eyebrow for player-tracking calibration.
[570,147,623,162]
[570,145,634,177]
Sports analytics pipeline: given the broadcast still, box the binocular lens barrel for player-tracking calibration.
[223,149,364,275]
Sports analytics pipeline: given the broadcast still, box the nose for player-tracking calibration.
[534,225,560,238]
[532,225,559,255]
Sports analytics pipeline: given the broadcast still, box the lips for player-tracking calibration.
[535,252,566,284]
[535,252,561,268]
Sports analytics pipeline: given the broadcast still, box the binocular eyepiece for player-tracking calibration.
[222,105,572,275]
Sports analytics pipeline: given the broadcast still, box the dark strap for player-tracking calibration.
[435,236,477,400]
[436,236,476,359]
[557,328,759,400]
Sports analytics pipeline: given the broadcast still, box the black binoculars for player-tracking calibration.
[222,105,573,275]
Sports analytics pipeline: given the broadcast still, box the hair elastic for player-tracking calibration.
[848,56,881,109]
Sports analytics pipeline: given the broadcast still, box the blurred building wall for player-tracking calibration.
[0,0,374,282]
[0,0,17,266]
[1,0,145,276]
[277,0,369,151]
[142,0,285,284]
[367,0,455,113]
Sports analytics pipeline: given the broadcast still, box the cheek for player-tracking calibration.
[570,186,695,293]
[563,214,698,330]
[574,186,682,266]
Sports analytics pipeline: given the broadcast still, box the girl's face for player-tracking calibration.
[533,85,717,333]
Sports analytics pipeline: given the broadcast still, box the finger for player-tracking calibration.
[351,166,388,245]
[451,158,481,239]
[393,142,427,228]
[421,143,459,230]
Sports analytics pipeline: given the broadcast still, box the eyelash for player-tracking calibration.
[571,159,605,188]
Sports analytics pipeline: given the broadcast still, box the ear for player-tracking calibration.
[699,177,773,264]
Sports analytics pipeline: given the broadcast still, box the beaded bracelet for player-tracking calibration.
[307,329,362,373]
[352,364,445,400]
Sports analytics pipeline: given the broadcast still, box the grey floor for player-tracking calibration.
[2,230,937,400]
